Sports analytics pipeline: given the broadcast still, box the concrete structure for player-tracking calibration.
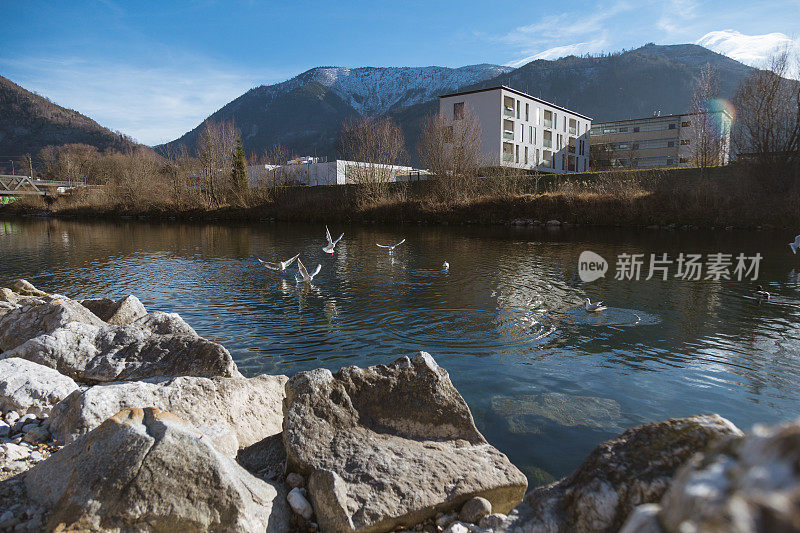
[248,159,426,187]
[438,86,592,173]
[590,110,733,169]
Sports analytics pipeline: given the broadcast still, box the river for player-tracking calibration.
[2,218,799,485]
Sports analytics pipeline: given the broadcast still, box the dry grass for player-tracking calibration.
[4,166,799,229]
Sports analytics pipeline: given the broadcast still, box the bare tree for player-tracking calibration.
[690,64,726,174]
[197,120,239,205]
[418,106,483,203]
[338,116,407,204]
[733,49,800,189]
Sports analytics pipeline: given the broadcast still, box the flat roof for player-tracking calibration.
[592,109,733,126]
[438,85,592,121]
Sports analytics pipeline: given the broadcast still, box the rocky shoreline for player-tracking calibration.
[0,279,797,532]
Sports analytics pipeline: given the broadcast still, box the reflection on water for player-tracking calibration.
[2,218,800,485]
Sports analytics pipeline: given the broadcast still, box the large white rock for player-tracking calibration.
[283,352,527,533]
[49,373,287,449]
[630,418,800,532]
[25,407,290,531]
[501,415,743,533]
[0,297,104,352]
[2,320,240,384]
[80,295,147,325]
[0,358,79,417]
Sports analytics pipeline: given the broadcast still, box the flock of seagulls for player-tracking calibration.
[257,229,447,286]
[256,229,798,312]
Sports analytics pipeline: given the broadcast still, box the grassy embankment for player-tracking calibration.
[2,166,798,229]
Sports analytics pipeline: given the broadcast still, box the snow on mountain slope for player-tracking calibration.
[251,64,513,116]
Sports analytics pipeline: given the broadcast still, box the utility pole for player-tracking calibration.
[28,156,33,179]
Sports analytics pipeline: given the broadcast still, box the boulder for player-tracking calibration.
[0,358,79,416]
[133,311,198,336]
[80,295,147,325]
[25,407,289,532]
[502,415,742,533]
[630,418,800,532]
[283,352,527,533]
[460,497,492,524]
[49,373,287,448]
[0,297,104,352]
[3,320,240,384]
[9,279,48,297]
[0,288,21,304]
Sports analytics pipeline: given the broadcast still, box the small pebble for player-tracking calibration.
[287,487,314,520]
[478,513,506,529]
[459,497,492,524]
[4,411,20,425]
[286,472,305,489]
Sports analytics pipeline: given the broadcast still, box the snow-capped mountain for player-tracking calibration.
[249,64,513,116]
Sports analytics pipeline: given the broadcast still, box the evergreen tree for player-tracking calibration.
[231,137,248,195]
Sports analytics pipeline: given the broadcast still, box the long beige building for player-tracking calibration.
[438,86,592,173]
[590,110,733,169]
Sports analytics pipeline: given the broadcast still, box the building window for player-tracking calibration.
[525,146,529,165]
[543,130,552,148]
[667,141,675,148]
[521,124,524,143]
[618,127,628,133]
[563,116,567,131]
[536,149,540,165]
[503,142,514,162]
[529,126,533,144]
[543,150,552,167]
[516,100,520,119]
[568,155,576,172]
[633,126,640,132]
[681,121,691,127]
[503,96,515,117]
[543,110,553,128]
[503,119,514,140]
[515,144,519,163]
[453,102,465,120]
[669,123,676,129]
[569,118,577,135]
[525,103,530,122]
[680,139,690,145]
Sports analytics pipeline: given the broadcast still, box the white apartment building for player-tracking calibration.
[438,86,592,173]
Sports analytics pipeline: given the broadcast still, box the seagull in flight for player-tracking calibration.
[584,298,607,312]
[323,226,344,254]
[377,239,406,253]
[295,258,322,284]
[790,235,800,254]
[258,254,300,273]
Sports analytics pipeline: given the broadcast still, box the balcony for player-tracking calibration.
[503,106,514,117]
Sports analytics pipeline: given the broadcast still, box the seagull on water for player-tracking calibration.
[257,253,300,273]
[323,226,344,254]
[754,285,771,299]
[442,261,449,270]
[377,239,406,253]
[295,258,322,284]
[790,235,800,254]
[584,298,607,312]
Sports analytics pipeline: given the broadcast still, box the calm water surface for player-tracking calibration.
[2,218,799,485]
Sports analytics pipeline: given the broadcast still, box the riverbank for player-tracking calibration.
[3,166,798,230]
[1,279,799,532]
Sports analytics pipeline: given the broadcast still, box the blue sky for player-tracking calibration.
[1,0,798,145]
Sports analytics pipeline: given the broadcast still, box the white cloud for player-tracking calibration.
[505,40,608,67]
[656,0,700,34]
[501,2,630,66]
[0,56,292,145]
[696,29,799,67]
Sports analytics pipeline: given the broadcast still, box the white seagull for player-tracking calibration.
[754,285,771,299]
[257,254,300,273]
[377,239,406,252]
[584,298,607,312]
[790,235,800,254]
[295,258,322,284]
[323,226,344,254]
[442,261,449,270]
